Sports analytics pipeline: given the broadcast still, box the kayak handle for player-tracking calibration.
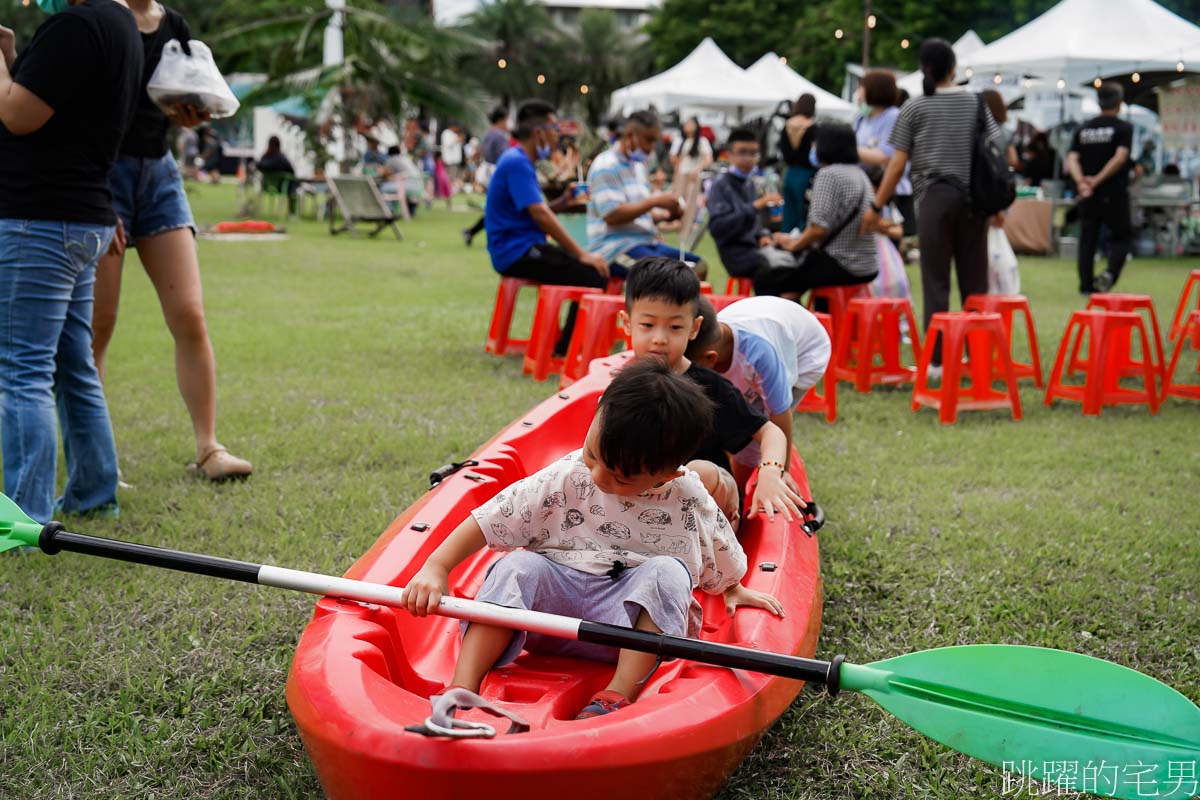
[801,502,825,537]
[429,459,479,488]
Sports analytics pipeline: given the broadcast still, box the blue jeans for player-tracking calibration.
[108,152,196,244]
[0,219,120,523]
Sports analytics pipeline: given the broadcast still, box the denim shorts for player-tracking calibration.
[109,152,196,244]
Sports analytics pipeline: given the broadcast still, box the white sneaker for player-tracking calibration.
[925,364,943,384]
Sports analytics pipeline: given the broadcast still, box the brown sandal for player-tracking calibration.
[189,445,253,482]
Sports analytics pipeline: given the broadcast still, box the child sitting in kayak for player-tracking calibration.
[402,359,783,719]
[620,257,805,529]
[684,295,830,479]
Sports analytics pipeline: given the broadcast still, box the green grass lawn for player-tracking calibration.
[1,183,1197,799]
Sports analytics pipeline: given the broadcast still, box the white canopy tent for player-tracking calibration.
[610,38,782,117]
[962,0,1200,86]
[745,53,855,120]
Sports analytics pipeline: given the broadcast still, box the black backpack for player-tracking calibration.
[970,94,1016,215]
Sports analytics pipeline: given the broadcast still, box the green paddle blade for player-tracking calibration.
[841,644,1200,800]
[0,493,42,553]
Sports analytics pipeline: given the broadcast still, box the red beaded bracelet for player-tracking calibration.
[759,460,785,472]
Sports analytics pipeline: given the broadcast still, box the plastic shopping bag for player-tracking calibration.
[870,234,911,299]
[987,226,1021,295]
[147,39,240,119]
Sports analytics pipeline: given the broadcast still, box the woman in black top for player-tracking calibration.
[778,93,817,232]
[91,0,252,482]
[0,0,142,523]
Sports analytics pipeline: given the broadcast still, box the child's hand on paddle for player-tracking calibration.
[747,467,805,521]
[403,564,450,617]
[724,584,785,618]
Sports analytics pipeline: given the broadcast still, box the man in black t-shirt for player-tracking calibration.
[1068,82,1133,294]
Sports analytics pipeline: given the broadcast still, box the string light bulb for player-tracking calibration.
[1131,72,1141,84]
[536,74,546,85]
[497,58,507,69]
[993,74,1003,85]
[1057,78,1066,91]
[964,67,974,79]
[1093,76,1102,88]
[780,56,787,65]
[900,38,910,49]
[867,14,877,28]
[1178,60,1186,72]
[580,84,589,95]
[834,28,844,40]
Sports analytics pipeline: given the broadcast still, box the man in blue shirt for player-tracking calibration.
[486,100,609,354]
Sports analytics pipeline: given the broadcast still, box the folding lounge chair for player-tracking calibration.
[325,175,403,239]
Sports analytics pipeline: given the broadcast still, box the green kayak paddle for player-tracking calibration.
[3,492,1198,800]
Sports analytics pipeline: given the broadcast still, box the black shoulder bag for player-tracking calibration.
[970,94,1016,215]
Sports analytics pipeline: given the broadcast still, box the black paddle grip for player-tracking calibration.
[824,654,846,697]
[38,523,262,584]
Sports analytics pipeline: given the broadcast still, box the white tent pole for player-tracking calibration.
[324,0,345,68]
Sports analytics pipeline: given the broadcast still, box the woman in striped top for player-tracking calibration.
[862,38,1002,373]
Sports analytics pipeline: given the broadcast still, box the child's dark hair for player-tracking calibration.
[684,296,720,361]
[727,127,757,145]
[596,359,715,477]
[624,257,701,315]
[815,122,860,166]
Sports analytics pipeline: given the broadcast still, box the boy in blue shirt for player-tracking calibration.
[486,100,609,354]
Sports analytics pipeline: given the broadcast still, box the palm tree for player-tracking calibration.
[213,2,485,166]
[567,9,655,126]
[459,0,568,108]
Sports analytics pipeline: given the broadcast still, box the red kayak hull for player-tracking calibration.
[286,352,823,799]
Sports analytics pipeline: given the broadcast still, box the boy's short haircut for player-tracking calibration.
[727,127,757,145]
[597,359,715,477]
[684,296,721,361]
[627,110,660,131]
[489,106,509,124]
[624,257,701,315]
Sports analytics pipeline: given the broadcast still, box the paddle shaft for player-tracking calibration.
[34,523,844,691]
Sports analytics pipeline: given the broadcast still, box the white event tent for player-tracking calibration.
[610,38,786,117]
[745,53,855,120]
[962,0,1200,86]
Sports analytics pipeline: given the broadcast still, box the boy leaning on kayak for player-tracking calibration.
[402,359,783,720]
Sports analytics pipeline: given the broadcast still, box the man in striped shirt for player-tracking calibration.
[586,110,708,278]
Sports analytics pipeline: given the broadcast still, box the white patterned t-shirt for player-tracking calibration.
[471,449,746,595]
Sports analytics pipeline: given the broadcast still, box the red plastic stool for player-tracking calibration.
[1168,269,1200,341]
[912,311,1023,424]
[605,276,625,295]
[1068,293,1165,379]
[485,277,537,356]
[806,284,871,348]
[700,281,714,295]
[1163,309,1200,401]
[559,294,627,389]
[833,297,921,393]
[522,285,605,382]
[963,294,1044,387]
[1044,310,1160,416]
[724,276,754,297]
[708,294,747,313]
[795,311,837,423]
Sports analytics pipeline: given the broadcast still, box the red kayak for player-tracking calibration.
[286,352,824,799]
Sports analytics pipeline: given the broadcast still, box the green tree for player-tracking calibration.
[562,9,653,126]
[211,2,483,167]
[458,0,568,108]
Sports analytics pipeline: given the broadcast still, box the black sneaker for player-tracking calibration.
[461,228,474,247]
[1094,272,1114,292]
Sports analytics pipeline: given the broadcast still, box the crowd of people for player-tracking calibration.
[0,1,1153,725]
